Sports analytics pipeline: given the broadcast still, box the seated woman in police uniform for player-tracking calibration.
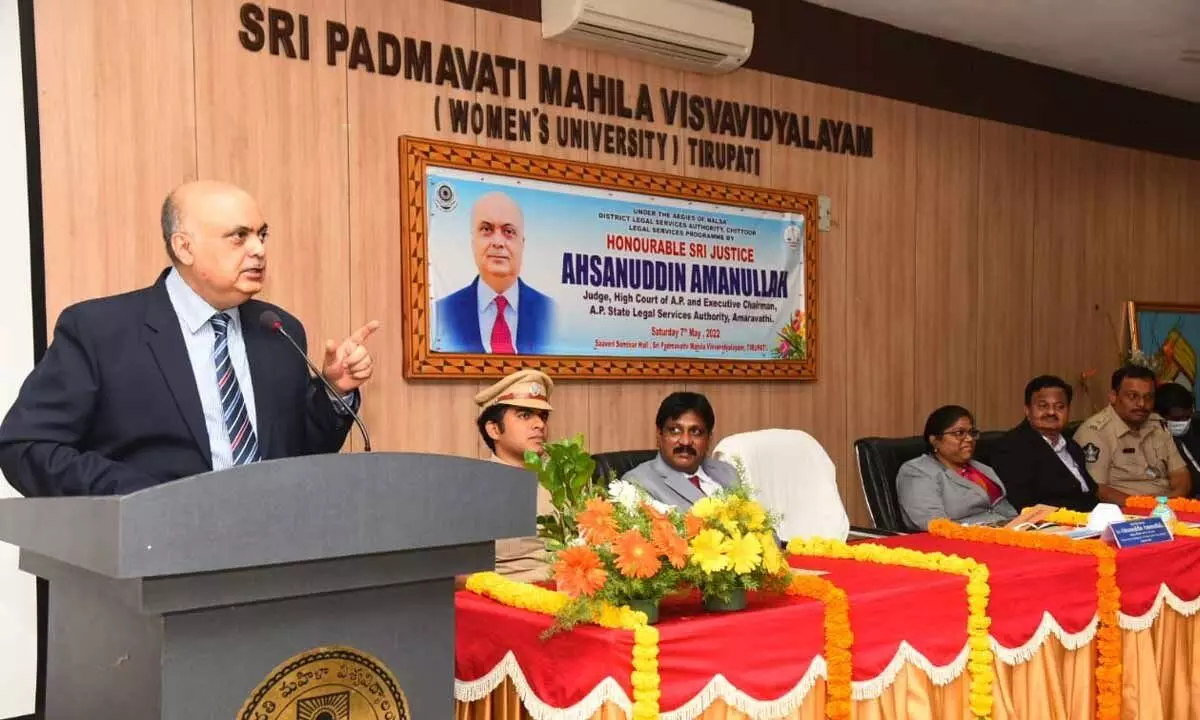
[897,405,1018,530]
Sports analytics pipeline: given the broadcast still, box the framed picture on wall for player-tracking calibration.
[398,136,820,381]
[1126,301,1200,390]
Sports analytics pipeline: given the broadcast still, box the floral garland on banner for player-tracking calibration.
[786,538,994,720]
[927,520,1121,720]
[1125,495,1200,515]
[465,572,661,719]
[785,573,853,720]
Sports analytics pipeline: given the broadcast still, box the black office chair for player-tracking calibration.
[972,430,1008,467]
[854,430,1006,533]
[590,449,657,486]
[854,436,925,533]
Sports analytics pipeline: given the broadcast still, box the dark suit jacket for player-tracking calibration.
[1172,431,1200,499]
[990,420,1098,512]
[434,277,555,354]
[0,269,355,496]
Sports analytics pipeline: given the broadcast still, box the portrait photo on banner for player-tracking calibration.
[399,137,819,380]
[1127,301,1200,390]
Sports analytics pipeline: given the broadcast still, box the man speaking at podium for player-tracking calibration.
[0,181,380,497]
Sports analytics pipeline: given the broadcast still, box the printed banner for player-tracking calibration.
[425,167,808,362]
[1129,301,1200,391]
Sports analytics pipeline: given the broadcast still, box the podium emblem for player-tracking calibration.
[237,646,409,720]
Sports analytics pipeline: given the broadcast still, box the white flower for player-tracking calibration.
[567,535,586,547]
[607,480,643,511]
[648,499,674,515]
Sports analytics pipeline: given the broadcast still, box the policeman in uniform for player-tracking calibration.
[473,369,556,583]
[1073,365,1191,504]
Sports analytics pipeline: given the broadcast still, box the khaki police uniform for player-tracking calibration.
[1072,405,1185,497]
[475,369,555,584]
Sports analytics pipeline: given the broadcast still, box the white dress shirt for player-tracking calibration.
[164,269,257,471]
[690,465,723,496]
[1043,432,1088,492]
[477,281,519,352]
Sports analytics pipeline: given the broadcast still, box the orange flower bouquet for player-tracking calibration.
[682,479,791,612]
[546,479,692,633]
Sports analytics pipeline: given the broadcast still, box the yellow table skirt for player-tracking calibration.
[456,609,1199,720]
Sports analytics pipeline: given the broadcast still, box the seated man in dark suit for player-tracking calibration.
[621,392,736,510]
[0,181,380,496]
[991,375,1098,512]
[433,191,555,355]
[1155,382,1200,498]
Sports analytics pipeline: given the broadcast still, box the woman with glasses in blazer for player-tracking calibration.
[897,405,1018,530]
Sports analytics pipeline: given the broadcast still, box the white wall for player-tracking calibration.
[0,0,37,715]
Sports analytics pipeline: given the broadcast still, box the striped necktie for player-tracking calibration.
[210,312,260,465]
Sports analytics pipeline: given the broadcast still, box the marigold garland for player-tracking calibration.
[787,537,994,719]
[1044,507,1200,538]
[927,519,1121,720]
[1040,508,1093,527]
[1125,495,1200,515]
[465,572,660,719]
[786,574,853,720]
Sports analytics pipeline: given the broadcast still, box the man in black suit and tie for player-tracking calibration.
[0,181,380,496]
[990,375,1099,512]
[433,191,555,355]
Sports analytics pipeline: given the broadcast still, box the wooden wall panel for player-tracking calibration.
[1080,145,1135,400]
[1188,163,1200,305]
[1030,134,1096,391]
[35,0,197,324]
[32,0,1200,530]
[912,107,980,420]
[1129,154,1167,303]
[1172,158,1200,305]
[974,121,1036,429]
[1132,154,1188,304]
[345,0,482,455]
[845,94,918,457]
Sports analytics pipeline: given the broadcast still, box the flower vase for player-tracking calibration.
[627,598,660,625]
[703,588,747,613]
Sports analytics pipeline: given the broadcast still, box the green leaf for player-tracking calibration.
[530,434,606,546]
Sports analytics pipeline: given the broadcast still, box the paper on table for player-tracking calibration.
[1031,524,1103,539]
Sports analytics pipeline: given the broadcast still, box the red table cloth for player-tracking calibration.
[455,532,1200,715]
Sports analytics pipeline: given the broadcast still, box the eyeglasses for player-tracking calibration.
[940,428,981,441]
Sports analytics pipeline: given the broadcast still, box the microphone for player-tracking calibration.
[259,310,372,452]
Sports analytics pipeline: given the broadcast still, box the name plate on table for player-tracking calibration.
[1102,517,1174,548]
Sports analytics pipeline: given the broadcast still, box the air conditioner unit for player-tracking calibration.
[541,0,754,75]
